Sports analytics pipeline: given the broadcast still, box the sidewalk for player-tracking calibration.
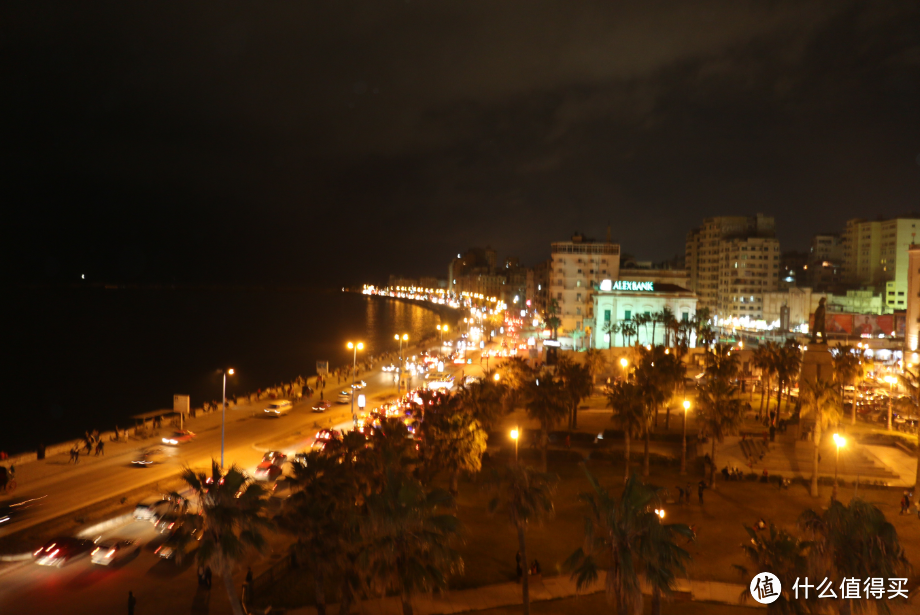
[283,575,759,615]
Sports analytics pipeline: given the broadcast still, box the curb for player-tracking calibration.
[0,553,33,562]
[75,513,134,539]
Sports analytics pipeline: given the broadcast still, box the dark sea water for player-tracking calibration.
[4,288,450,455]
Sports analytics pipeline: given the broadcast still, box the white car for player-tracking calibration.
[91,539,139,566]
[133,497,173,521]
[263,400,293,417]
[337,390,352,404]
[382,364,397,372]
[132,447,168,466]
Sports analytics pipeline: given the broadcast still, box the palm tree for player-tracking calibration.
[487,465,557,615]
[545,299,561,340]
[360,466,463,615]
[774,343,802,421]
[735,524,810,615]
[565,471,692,615]
[634,349,666,477]
[650,311,661,346]
[456,374,506,431]
[418,398,488,494]
[584,348,608,386]
[697,346,743,486]
[691,308,712,349]
[182,461,272,615]
[523,373,568,471]
[607,381,646,482]
[752,343,778,420]
[633,312,650,346]
[660,307,676,348]
[604,320,620,349]
[278,451,361,615]
[832,345,861,426]
[799,499,909,615]
[799,378,841,498]
[557,355,594,429]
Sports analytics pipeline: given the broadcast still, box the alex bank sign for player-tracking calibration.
[599,279,655,292]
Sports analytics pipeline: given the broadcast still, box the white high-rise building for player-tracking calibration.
[549,234,620,341]
[905,243,920,353]
[842,217,920,311]
[685,215,780,320]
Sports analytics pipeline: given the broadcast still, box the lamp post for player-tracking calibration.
[620,357,629,381]
[395,334,408,396]
[437,324,448,344]
[347,342,364,428]
[832,433,845,500]
[510,427,519,463]
[884,375,897,431]
[221,368,234,468]
[681,399,690,475]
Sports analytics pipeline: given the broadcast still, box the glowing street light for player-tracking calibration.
[510,427,520,462]
[395,334,409,396]
[832,433,846,500]
[620,357,629,381]
[347,342,364,428]
[681,399,691,476]
[221,368,235,468]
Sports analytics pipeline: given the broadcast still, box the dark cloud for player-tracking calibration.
[3,1,919,285]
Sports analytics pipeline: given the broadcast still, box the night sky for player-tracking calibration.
[4,1,919,287]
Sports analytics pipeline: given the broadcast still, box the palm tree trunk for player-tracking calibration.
[643,426,650,477]
[401,593,413,615]
[652,587,662,615]
[314,568,326,615]
[759,376,767,420]
[709,439,717,488]
[775,381,783,424]
[541,426,548,472]
[811,412,822,498]
[518,525,530,615]
[624,432,630,482]
[222,564,245,615]
[572,402,579,429]
[665,404,671,429]
[851,383,857,426]
[652,321,657,346]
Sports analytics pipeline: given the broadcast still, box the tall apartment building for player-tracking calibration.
[842,217,920,310]
[526,259,551,315]
[905,244,920,352]
[685,215,779,319]
[810,233,843,263]
[549,233,620,335]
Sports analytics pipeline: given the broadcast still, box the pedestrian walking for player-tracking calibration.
[128,591,136,615]
[73,447,80,464]
[95,440,105,456]
[675,485,685,504]
[698,481,705,504]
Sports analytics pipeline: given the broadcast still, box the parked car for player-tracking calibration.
[312,400,332,413]
[162,430,196,445]
[263,400,293,417]
[91,539,139,566]
[132,447,168,466]
[33,537,95,567]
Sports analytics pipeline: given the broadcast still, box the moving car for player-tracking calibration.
[155,518,202,565]
[132,447,168,466]
[337,390,352,404]
[162,430,196,445]
[91,539,139,566]
[263,400,293,417]
[382,364,397,372]
[351,380,367,390]
[312,400,332,413]
[133,496,174,521]
[254,462,283,481]
[33,537,95,567]
[261,451,287,465]
[0,495,46,527]
[155,511,186,534]
[312,429,342,451]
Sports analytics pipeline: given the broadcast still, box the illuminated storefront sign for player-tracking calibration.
[600,280,655,292]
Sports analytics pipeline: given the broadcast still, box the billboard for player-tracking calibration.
[810,313,898,337]
[316,360,329,375]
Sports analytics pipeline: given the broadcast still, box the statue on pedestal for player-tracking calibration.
[810,297,827,345]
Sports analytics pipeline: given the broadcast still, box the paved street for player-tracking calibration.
[0,336,494,613]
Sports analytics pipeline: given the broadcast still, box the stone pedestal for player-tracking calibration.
[800,347,834,387]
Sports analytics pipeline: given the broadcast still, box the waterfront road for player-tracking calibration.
[0,339,497,613]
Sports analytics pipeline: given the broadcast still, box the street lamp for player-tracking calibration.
[832,433,845,500]
[510,427,519,463]
[221,368,235,468]
[395,334,408,396]
[347,342,364,428]
[620,357,629,381]
[437,324,448,344]
[884,375,897,431]
[493,372,501,382]
[681,399,690,476]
